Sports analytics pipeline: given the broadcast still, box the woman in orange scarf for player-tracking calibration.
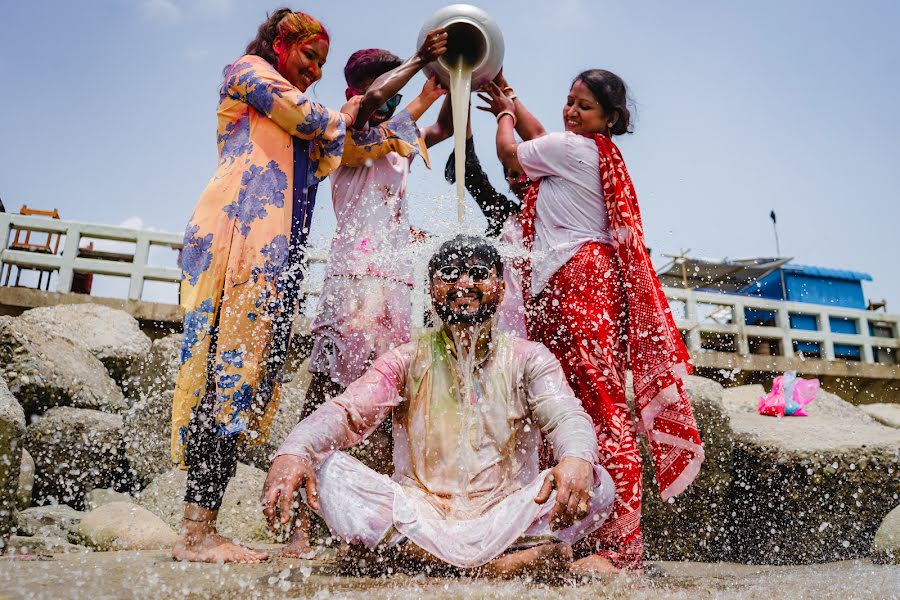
[479,70,704,574]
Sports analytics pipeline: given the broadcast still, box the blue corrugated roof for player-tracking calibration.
[784,264,873,282]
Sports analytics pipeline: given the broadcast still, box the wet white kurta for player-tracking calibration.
[277,329,614,567]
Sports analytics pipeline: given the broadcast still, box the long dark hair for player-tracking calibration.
[573,69,633,135]
[244,7,329,66]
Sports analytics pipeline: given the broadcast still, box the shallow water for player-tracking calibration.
[1,550,897,600]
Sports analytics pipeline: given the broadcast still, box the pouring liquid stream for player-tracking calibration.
[449,55,473,223]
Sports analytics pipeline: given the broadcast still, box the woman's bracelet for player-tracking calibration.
[496,110,517,127]
[502,86,518,101]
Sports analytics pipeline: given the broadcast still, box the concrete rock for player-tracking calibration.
[0,316,126,416]
[861,403,900,429]
[0,379,26,539]
[3,534,89,555]
[139,463,271,543]
[24,407,128,510]
[15,504,85,542]
[871,504,900,565]
[719,385,900,564]
[122,334,181,484]
[84,488,133,511]
[18,448,34,510]
[19,304,151,387]
[79,501,177,551]
[640,376,735,561]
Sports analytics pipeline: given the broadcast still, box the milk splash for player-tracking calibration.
[449,55,473,223]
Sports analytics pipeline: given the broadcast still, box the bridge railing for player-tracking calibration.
[665,287,899,365]
[1,214,897,366]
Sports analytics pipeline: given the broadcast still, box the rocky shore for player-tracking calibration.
[1,304,898,576]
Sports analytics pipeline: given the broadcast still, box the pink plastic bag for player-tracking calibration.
[758,371,819,417]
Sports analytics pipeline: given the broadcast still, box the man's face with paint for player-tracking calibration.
[346,75,400,127]
[430,254,503,326]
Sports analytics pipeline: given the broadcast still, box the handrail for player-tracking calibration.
[1,214,896,367]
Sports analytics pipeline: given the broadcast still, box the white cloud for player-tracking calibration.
[138,0,181,25]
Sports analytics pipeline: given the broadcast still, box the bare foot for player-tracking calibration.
[570,554,641,579]
[278,530,318,559]
[173,530,269,564]
[277,508,318,558]
[478,542,574,579]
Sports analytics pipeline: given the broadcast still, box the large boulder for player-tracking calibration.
[0,316,126,416]
[719,385,900,564]
[640,376,735,561]
[122,334,181,484]
[15,504,85,542]
[84,488,133,511]
[23,407,128,509]
[19,304,151,387]
[0,380,26,539]
[79,501,177,551]
[139,463,271,543]
[871,504,900,565]
[18,448,34,510]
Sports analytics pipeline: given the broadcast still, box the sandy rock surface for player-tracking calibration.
[139,462,271,543]
[19,303,151,386]
[0,379,25,538]
[720,385,900,564]
[0,316,126,416]
[79,501,177,551]
[3,534,88,555]
[24,407,128,510]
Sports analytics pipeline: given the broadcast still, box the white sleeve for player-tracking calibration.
[516,132,572,180]
[524,342,599,464]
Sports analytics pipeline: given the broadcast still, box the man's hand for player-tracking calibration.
[416,28,448,64]
[533,457,594,531]
[261,454,318,531]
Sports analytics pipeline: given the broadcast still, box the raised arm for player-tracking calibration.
[354,28,448,127]
[492,70,546,141]
[225,55,351,141]
[421,94,453,148]
[477,82,525,176]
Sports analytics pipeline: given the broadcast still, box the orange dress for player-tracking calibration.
[171,55,346,465]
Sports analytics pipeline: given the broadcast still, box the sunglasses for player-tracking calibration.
[347,87,403,113]
[436,265,493,284]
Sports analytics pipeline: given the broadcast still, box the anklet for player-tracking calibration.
[183,516,215,524]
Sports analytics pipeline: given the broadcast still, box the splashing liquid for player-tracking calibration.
[449,55,473,223]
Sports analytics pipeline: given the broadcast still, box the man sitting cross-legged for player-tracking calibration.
[262,235,614,577]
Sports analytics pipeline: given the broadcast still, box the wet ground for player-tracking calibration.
[0,549,897,600]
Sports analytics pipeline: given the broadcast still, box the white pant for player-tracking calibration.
[309,452,615,569]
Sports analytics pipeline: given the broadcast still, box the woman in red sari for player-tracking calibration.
[478,70,704,574]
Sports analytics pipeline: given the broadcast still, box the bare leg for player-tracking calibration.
[279,371,344,558]
[172,503,269,563]
[397,541,573,579]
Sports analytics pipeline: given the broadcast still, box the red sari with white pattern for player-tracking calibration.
[521,133,704,569]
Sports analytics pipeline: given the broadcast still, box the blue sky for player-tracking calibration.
[1,1,898,307]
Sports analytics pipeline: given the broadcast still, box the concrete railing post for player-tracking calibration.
[128,233,151,301]
[56,224,81,294]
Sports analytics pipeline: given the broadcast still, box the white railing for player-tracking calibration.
[0,214,328,302]
[666,287,900,365]
[1,214,897,367]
